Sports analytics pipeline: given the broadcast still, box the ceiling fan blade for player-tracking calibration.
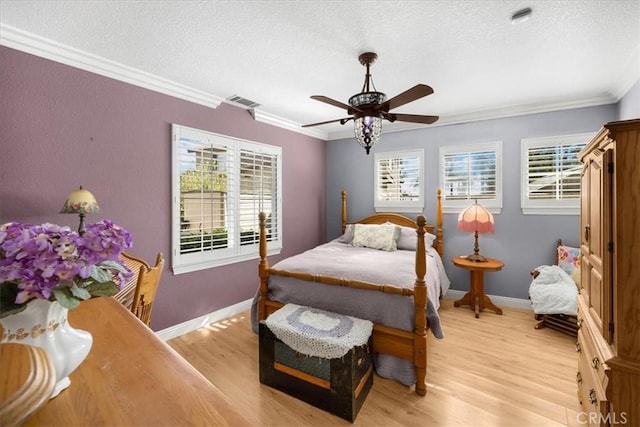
[378,84,434,111]
[388,114,439,124]
[302,117,353,128]
[310,95,363,113]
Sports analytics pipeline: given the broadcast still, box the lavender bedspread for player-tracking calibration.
[251,240,450,387]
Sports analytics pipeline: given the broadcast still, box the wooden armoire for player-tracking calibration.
[577,118,639,426]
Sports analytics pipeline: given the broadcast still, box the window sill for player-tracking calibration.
[172,247,281,275]
[521,207,579,215]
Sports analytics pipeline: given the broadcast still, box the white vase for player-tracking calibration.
[0,298,93,398]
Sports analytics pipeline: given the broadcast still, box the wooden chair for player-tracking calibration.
[529,239,579,336]
[114,252,164,327]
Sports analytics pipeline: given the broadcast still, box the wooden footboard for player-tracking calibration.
[258,189,443,396]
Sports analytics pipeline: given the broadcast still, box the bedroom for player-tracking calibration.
[1,1,639,425]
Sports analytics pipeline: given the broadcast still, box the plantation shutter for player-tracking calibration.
[172,124,282,274]
[442,150,497,201]
[526,144,583,200]
[238,146,280,249]
[178,133,234,256]
[374,150,424,213]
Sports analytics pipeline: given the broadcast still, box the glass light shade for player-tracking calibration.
[457,201,494,234]
[60,186,100,214]
[354,116,382,155]
[348,91,386,107]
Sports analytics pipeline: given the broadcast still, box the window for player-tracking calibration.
[439,142,503,214]
[374,150,424,213]
[172,124,282,274]
[520,132,594,215]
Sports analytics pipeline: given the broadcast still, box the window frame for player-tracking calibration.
[373,149,424,213]
[520,132,595,215]
[439,141,503,214]
[171,124,282,275]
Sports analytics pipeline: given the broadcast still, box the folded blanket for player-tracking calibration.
[529,265,578,315]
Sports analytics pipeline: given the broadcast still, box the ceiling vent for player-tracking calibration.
[225,95,261,109]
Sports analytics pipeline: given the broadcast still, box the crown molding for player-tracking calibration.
[252,109,327,140]
[0,24,328,140]
[2,23,636,143]
[0,24,223,109]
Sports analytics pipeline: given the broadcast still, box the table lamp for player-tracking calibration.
[457,200,494,262]
[60,186,100,235]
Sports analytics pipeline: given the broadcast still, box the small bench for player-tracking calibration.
[258,304,373,422]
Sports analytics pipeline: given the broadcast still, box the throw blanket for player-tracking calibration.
[265,303,373,359]
[529,265,578,315]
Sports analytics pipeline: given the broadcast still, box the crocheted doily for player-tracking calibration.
[264,303,373,359]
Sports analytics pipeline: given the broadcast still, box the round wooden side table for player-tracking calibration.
[451,256,505,318]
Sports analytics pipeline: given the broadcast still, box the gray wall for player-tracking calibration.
[618,79,640,120]
[326,105,617,300]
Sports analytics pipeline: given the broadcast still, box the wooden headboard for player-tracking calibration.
[340,188,444,256]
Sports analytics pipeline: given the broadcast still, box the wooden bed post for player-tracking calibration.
[341,189,347,234]
[258,212,270,321]
[414,214,428,396]
[435,188,444,256]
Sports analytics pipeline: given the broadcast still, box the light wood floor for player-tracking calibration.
[168,298,584,427]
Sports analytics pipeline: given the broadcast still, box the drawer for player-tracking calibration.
[577,337,609,426]
[577,327,609,386]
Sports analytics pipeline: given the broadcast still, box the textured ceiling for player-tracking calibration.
[1,0,639,140]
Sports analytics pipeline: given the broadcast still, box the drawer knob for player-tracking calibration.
[577,318,583,329]
[576,341,581,353]
[591,357,599,369]
[589,389,598,405]
[576,371,582,384]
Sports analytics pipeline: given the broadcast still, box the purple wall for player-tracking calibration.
[0,46,327,330]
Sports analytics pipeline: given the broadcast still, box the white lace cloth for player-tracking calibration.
[264,303,373,359]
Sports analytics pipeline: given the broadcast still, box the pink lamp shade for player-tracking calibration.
[457,200,494,262]
[457,201,495,234]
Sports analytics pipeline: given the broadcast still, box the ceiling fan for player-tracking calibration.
[303,52,439,154]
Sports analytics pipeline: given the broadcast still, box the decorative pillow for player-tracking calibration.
[557,245,581,287]
[337,224,355,244]
[392,223,437,251]
[351,223,401,251]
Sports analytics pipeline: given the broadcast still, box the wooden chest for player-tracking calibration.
[259,322,373,422]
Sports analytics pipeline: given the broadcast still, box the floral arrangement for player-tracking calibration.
[0,220,133,318]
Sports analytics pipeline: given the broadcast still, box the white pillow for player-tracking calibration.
[351,223,401,251]
[337,224,355,244]
[391,223,437,251]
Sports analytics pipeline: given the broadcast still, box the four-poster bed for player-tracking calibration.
[254,189,447,396]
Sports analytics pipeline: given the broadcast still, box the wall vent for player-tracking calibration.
[225,95,261,109]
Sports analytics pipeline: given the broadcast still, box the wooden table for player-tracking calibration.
[452,256,504,318]
[22,297,252,426]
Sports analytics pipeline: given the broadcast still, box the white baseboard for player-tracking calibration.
[156,299,253,341]
[443,290,533,311]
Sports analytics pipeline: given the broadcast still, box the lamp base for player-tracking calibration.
[466,253,488,262]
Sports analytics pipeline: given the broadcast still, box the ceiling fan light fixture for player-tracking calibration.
[303,52,438,152]
[349,91,387,108]
[354,115,382,155]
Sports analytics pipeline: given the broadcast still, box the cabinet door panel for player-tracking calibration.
[580,256,591,306]
[587,157,602,260]
[589,262,604,333]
